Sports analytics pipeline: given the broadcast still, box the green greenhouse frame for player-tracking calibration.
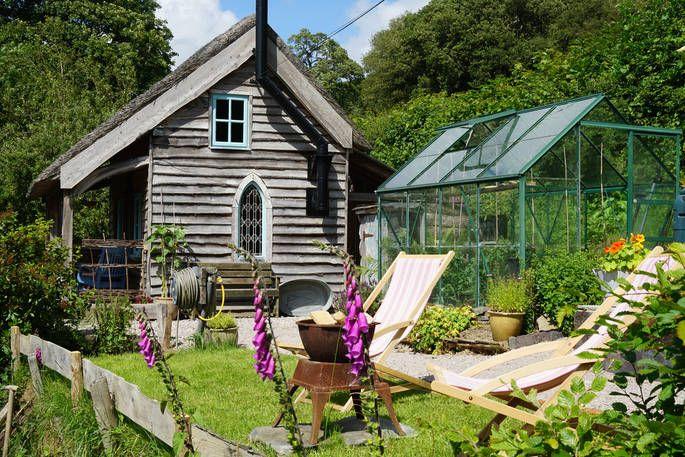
[376,94,682,306]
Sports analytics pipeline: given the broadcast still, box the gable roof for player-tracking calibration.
[29,15,375,197]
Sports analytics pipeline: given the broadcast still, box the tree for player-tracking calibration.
[361,0,616,110]
[0,0,174,222]
[288,28,364,113]
[357,51,580,169]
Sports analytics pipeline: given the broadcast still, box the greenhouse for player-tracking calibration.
[376,94,683,306]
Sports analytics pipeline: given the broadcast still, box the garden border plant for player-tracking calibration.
[228,243,306,455]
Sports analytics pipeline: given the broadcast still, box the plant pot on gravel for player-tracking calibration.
[205,312,238,346]
[486,277,531,342]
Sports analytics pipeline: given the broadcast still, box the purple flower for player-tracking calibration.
[253,278,275,380]
[137,316,157,368]
[341,260,370,377]
[35,348,42,366]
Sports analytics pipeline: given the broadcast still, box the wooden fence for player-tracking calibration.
[9,326,261,457]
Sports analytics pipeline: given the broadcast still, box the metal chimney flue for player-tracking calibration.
[254,0,330,216]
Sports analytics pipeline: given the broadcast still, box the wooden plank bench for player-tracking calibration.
[201,262,280,315]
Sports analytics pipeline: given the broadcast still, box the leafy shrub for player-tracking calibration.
[486,277,531,313]
[532,250,602,335]
[206,312,237,329]
[408,305,475,353]
[93,297,135,355]
[0,217,86,384]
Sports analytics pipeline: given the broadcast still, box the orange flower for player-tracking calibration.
[604,246,611,254]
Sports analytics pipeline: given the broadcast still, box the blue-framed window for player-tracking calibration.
[211,93,249,149]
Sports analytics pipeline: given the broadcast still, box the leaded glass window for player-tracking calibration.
[239,184,263,256]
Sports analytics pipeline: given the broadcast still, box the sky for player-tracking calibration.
[156,0,430,67]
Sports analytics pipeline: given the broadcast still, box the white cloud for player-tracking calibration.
[341,0,430,63]
[156,0,239,67]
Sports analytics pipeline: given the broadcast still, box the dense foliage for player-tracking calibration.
[532,250,603,334]
[288,28,364,114]
[0,217,85,384]
[360,0,614,110]
[455,243,685,456]
[408,305,475,353]
[354,0,684,169]
[92,296,135,355]
[0,0,173,221]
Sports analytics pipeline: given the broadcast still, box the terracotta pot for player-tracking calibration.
[488,311,524,341]
[207,327,238,346]
[296,319,377,362]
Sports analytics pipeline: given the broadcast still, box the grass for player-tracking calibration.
[8,370,169,456]
[93,347,494,456]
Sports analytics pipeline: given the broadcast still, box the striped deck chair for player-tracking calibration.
[427,246,677,439]
[279,251,455,411]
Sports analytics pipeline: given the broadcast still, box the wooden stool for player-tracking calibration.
[273,359,404,445]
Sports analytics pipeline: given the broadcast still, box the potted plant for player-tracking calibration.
[205,312,238,346]
[597,233,646,292]
[486,277,531,341]
[146,224,187,348]
[146,224,188,301]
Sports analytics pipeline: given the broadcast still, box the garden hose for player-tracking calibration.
[171,267,200,310]
[198,276,227,322]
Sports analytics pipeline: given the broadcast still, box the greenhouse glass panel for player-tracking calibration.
[483,96,600,177]
[631,135,677,242]
[447,108,551,183]
[381,126,469,189]
[411,136,470,186]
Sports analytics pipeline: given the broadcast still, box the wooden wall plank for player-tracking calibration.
[149,59,350,290]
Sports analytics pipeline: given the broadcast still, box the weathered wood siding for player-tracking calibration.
[148,61,347,292]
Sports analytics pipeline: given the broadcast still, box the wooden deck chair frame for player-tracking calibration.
[427,246,668,440]
[278,251,455,412]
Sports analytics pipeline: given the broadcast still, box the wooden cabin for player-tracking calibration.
[28,14,391,300]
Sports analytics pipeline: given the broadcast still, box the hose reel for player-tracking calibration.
[171,267,201,310]
[171,266,227,321]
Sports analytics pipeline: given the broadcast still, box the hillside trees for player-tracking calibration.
[0,0,173,221]
[360,0,616,110]
[288,28,364,113]
[357,0,685,169]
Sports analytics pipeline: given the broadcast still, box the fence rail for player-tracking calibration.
[10,326,261,456]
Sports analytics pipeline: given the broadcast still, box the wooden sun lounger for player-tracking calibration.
[427,246,676,441]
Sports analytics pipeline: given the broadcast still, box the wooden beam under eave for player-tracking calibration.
[61,192,74,260]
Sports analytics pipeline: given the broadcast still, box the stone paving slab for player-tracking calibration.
[249,417,417,455]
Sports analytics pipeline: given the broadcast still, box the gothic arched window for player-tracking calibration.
[239,184,263,257]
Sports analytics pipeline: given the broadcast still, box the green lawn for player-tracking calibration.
[93,347,494,456]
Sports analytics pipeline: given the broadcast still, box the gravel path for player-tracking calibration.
[164,317,648,412]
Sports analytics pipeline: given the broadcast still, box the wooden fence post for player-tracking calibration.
[2,385,17,457]
[9,327,20,375]
[27,355,43,396]
[70,351,83,406]
[90,377,117,454]
[163,301,178,351]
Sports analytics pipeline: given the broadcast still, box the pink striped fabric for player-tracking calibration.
[369,256,446,358]
[438,254,676,394]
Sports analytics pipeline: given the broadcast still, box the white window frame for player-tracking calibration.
[210,93,250,149]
